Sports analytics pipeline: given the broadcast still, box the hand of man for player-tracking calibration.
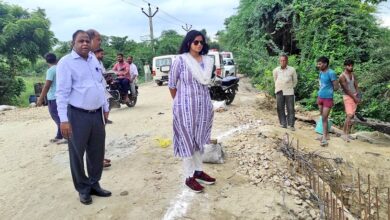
[36,97,43,107]
[104,112,109,123]
[60,122,72,139]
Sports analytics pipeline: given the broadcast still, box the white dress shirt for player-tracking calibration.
[56,50,109,122]
[130,63,138,81]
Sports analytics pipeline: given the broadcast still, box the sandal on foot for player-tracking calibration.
[50,138,61,143]
[320,139,328,147]
[315,136,330,141]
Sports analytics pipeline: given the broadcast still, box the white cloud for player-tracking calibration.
[376,1,390,28]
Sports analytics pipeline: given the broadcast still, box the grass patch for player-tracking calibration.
[16,76,45,107]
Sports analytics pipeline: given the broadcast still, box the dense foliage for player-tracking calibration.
[0,2,54,104]
[219,0,389,123]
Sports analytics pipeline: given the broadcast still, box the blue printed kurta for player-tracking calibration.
[168,55,214,158]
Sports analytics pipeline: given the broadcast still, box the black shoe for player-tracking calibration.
[91,187,112,197]
[79,193,92,205]
[106,119,113,124]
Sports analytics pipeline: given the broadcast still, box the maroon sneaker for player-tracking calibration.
[194,171,216,185]
[185,177,204,193]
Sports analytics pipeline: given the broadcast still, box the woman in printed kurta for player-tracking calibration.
[168,30,216,193]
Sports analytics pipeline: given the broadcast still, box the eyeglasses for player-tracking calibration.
[192,40,204,46]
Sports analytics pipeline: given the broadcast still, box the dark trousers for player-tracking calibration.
[118,78,130,94]
[67,106,105,194]
[48,100,62,139]
[276,91,295,127]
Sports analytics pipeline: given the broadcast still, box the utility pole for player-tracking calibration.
[182,23,192,32]
[141,3,158,51]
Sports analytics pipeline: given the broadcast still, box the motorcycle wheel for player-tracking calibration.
[126,96,137,107]
[225,88,236,105]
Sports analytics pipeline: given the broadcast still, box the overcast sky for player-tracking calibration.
[6,0,239,42]
[6,0,390,43]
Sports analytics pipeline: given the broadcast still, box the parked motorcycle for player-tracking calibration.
[209,75,239,105]
[103,70,138,109]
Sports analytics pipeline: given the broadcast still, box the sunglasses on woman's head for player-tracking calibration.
[192,40,204,46]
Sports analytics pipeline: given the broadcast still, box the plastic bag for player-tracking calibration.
[315,116,333,134]
[202,143,224,164]
[212,100,227,112]
[154,137,172,148]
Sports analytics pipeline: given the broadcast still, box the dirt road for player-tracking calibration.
[0,77,389,219]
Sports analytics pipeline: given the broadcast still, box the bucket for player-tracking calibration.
[29,95,37,103]
[315,116,333,134]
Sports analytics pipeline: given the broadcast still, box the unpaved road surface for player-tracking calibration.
[0,77,389,219]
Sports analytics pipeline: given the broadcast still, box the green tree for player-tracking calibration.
[0,2,55,104]
[220,0,389,123]
[155,30,183,55]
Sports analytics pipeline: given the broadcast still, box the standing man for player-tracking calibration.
[56,30,111,205]
[112,53,130,103]
[316,56,339,146]
[37,53,64,143]
[127,56,138,97]
[86,29,112,167]
[143,61,151,82]
[94,48,105,72]
[273,54,298,131]
[94,48,113,127]
[339,59,360,142]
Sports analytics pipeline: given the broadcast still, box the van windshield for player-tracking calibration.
[156,58,172,67]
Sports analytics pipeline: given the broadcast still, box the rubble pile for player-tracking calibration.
[225,129,322,220]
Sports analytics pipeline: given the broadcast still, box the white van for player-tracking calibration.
[223,58,236,76]
[207,51,225,78]
[152,54,177,86]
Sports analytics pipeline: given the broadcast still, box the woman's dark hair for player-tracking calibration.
[178,30,209,55]
[317,56,329,66]
[44,53,57,64]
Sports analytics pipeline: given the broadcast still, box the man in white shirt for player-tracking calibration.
[273,55,298,131]
[87,29,112,166]
[56,30,111,205]
[127,56,138,97]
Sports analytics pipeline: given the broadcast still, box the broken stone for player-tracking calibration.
[294,198,303,205]
[120,191,129,196]
[309,210,316,219]
[263,162,269,169]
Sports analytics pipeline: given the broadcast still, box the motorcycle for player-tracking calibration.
[103,70,138,109]
[209,75,239,105]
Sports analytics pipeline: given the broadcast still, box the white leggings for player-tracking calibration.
[182,151,203,178]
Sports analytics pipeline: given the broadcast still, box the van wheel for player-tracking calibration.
[157,81,163,86]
